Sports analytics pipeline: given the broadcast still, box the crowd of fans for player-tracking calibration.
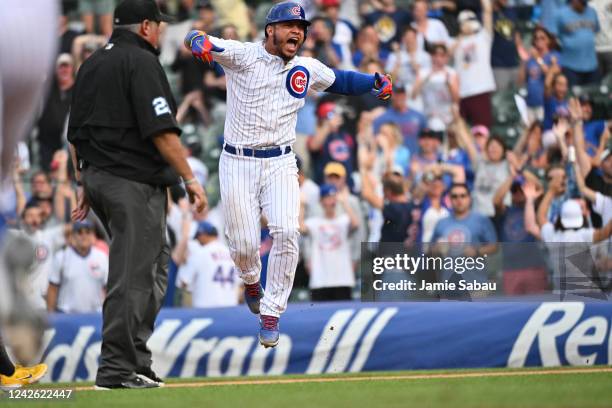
[1,0,610,311]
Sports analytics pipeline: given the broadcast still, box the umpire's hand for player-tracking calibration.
[185,180,207,213]
[152,132,208,213]
[72,186,90,222]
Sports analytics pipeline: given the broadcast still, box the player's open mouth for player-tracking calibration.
[286,37,299,51]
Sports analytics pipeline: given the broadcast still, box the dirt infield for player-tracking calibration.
[73,367,612,391]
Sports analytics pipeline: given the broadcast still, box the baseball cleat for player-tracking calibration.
[244,282,264,315]
[258,315,279,348]
[94,376,160,390]
[0,363,48,391]
[137,368,165,387]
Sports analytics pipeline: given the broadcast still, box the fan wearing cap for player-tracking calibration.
[298,184,359,301]
[526,196,611,294]
[452,0,496,128]
[409,128,442,183]
[47,221,109,314]
[319,0,357,69]
[530,199,612,243]
[36,54,74,172]
[68,0,206,390]
[175,221,240,309]
[455,114,512,217]
[321,161,366,266]
[309,101,355,186]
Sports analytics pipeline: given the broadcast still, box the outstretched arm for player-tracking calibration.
[326,70,393,100]
[523,182,543,239]
[574,161,597,203]
[537,188,556,227]
[452,107,479,164]
[481,0,493,35]
[493,174,513,215]
[184,30,225,64]
[184,30,252,71]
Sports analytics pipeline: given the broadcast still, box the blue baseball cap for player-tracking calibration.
[195,221,218,237]
[73,220,94,232]
[319,183,337,199]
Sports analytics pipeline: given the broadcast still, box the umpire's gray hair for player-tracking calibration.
[113,23,141,33]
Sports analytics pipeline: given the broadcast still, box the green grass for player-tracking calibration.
[2,367,611,408]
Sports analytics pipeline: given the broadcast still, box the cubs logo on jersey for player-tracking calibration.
[328,139,351,162]
[286,66,310,99]
[35,244,49,262]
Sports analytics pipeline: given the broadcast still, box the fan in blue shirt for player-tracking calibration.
[551,0,600,84]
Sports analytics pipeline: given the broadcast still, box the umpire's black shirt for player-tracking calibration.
[68,29,181,186]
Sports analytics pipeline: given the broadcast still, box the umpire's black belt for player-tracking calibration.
[224,143,291,158]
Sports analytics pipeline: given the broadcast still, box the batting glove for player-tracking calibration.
[184,30,225,65]
[372,73,393,100]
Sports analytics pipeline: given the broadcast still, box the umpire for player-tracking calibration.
[68,0,206,390]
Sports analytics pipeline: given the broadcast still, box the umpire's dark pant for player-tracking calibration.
[82,166,169,386]
[0,334,16,376]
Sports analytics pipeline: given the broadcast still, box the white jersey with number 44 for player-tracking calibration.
[208,35,336,148]
[176,240,240,308]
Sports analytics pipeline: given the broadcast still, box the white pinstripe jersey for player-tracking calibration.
[209,36,336,147]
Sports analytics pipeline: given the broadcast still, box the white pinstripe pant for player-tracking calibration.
[219,150,300,318]
[0,1,58,179]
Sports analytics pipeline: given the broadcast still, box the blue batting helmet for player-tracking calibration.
[265,2,311,30]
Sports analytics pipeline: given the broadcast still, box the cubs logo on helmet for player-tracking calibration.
[286,66,310,99]
[266,2,310,26]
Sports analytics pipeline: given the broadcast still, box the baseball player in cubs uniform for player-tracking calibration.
[0,0,57,379]
[185,1,392,347]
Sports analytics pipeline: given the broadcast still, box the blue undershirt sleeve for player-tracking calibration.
[325,69,376,95]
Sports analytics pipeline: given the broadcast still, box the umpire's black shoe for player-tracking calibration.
[137,368,165,387]
[94,376,160,390]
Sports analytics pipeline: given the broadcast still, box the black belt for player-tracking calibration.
[224,144,291,158]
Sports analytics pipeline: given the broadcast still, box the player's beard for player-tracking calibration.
[273,31,300,62]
